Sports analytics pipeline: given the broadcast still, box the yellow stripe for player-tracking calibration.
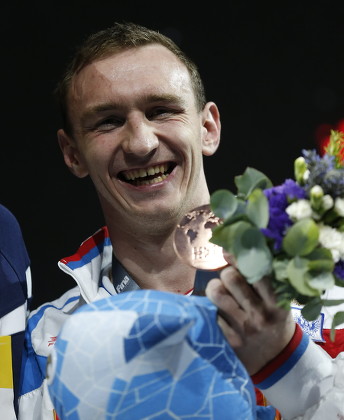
[0,336,13,389]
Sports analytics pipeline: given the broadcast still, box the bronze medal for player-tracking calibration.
[174,204,229,270]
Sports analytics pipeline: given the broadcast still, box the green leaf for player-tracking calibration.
[272,258,289,281]
[221,199,248,226]
[335,276,344,287]
[331,311,344,341]
[235,227,273,283]
[286,257,321,296]
[322,299,344,306]
[307,247,334,272]
[234,167,273,198]
[301,298,323,321]
[246,188,270,228]
[282,218,319,256]
[210,221,251,254]
[308,272,335,291]
[210,189,238,220]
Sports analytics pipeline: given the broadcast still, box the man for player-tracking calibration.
[0,204,32,419]
[18,22,340,419]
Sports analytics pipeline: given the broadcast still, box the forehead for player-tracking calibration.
[69,44,194,105]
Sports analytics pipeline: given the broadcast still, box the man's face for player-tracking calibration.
[62,44,218,230]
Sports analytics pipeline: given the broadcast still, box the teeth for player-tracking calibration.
[123,163,169,181]
[135,174,168,186]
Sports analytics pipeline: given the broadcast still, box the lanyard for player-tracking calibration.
[111,253,220,296]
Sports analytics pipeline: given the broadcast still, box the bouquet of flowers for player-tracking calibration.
[209,130,344,339]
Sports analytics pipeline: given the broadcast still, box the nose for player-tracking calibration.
[121,117,159,157]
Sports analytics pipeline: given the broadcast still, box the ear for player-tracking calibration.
[201,102,221,156]
[57,129,89,178]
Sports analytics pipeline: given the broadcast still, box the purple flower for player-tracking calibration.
[262,179,306,251]
[334,260,344,281]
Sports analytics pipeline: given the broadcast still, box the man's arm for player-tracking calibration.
[0,204,32,419]
[205,265,339,419]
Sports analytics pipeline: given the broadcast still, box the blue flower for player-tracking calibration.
[262,179,306,251]
[334,260,344,281]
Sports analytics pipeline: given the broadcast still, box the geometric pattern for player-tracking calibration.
[47,290,275,419]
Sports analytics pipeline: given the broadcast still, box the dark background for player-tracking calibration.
[2,1,344,308]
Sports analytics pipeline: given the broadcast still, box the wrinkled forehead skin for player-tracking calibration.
[67,44,197,122]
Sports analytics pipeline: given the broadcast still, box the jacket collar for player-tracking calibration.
[58,226,113,303]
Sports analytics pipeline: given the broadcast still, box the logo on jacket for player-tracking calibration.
[48,336,57,346]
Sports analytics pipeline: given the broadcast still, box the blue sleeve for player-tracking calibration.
[0,204,31,316]
[0,204,31,418]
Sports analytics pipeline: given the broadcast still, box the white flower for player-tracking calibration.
[303,169,310,181]
[322,195,334,211]
[310,185,323,197]
[286,199,313,220]
[334,197,344,217]
[318,224,344,262]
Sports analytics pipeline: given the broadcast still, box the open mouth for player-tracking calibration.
[118,162,175,186]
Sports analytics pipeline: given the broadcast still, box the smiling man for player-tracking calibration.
[18,22,339,420]
[56,41,220,295]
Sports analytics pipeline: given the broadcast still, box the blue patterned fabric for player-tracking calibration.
[47,290,275,419]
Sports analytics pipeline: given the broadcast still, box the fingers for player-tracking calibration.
[205,266,297,374]
[215,266,286,317]
[206,278,247,347]
[219,266,261,312]
[206,277,247,326]
[216,314,244,348]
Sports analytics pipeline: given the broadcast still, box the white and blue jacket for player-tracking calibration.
[18,227,341,420]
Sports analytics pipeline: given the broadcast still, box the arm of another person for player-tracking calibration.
[0,204,32,419]
[205,265,342,420]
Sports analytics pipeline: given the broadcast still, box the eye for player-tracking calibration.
[95,116,124,131]
[147,107,180,120]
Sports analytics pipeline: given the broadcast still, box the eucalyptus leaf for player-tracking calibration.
[234,167,273,198]
[236,246,272,283]
[210,221,251,255]
[282,218,319,257]
[331,311,344,341]
[233,225,266,253]
[307,247,333,260]
[322,299,344,306]
[246,188,270,228]
[301,299,323,321]
[210,189,238,220]
[287,257,321,296]
[308,272,335,290]
[272,258,289,281]
[235,227,273,283]
[335,276,344,287]
[307,247,334,272]
[221,199,247,225]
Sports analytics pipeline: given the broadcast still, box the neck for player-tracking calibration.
[112,227,196,293]
[101,185,211,292]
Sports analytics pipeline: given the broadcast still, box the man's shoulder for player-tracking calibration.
[0,204,27,250]
[0,204,31,317]
[29,286,81,319]
[26,286,82,357]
